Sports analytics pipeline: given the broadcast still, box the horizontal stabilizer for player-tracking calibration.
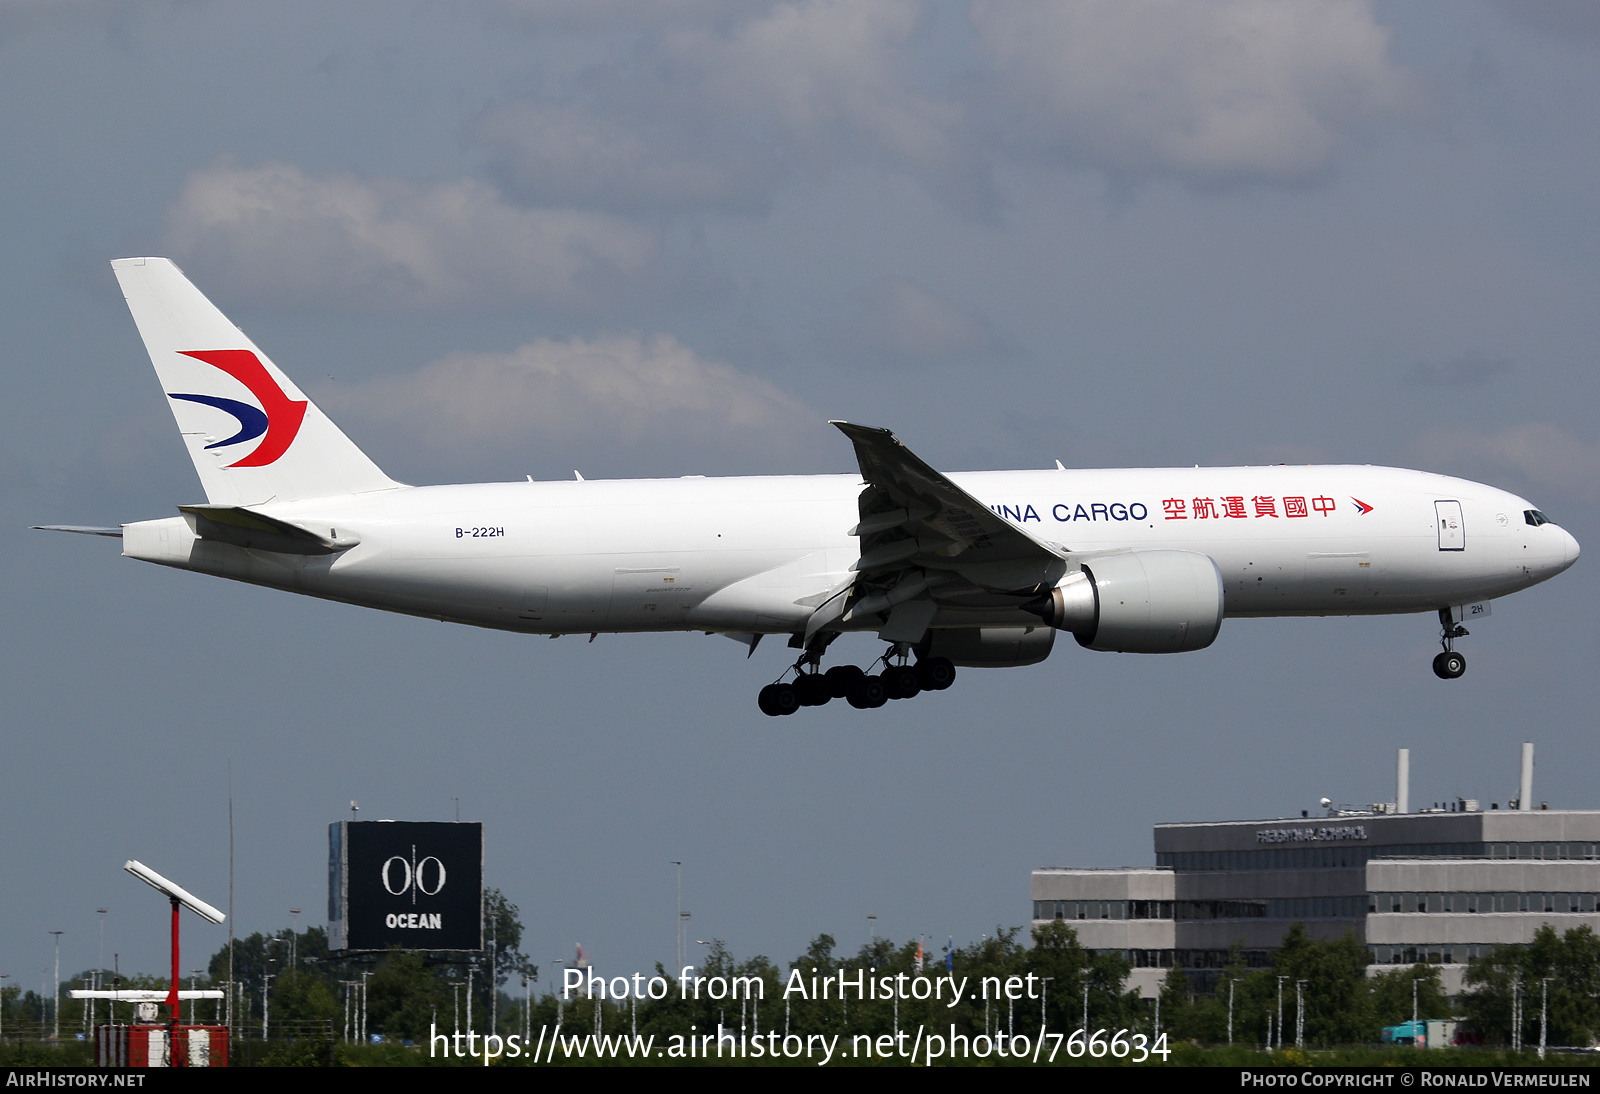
[178,504,358,555]
[32,525,123,538]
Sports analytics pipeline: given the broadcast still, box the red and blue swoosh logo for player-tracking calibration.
[167,350,307,467]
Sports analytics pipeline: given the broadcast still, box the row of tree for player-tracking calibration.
[7,910,1597,1049]
[1156,924,1600,1047]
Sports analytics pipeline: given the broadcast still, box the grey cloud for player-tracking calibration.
[472,0,993,218]
[1402,354,1513,389]
[163,161,660,314]
[970,0,1421,187]
[1418,422,1600,504]
[1492,1,1600,46]
[0,0,145,41]
[480,0,762,33]
[818,277,1016,370]
[472,100,785,215]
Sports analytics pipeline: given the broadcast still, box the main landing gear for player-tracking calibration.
[1432,608,1468,680]
[757,643,956,716]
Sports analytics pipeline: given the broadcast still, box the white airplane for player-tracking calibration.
[38,258,1580,715]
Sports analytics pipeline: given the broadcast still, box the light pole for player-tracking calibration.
[1275,976,1287,1051]
[1296,979,1307,1049]
[1412,974,1420,1046]
[49,932,63,1042]
[1228,978,1240,1045]
[867,915,877,946]
[553,962,564,1027]
[96,909,108,1028]
[1512,977,1521,1053]
[1082,981,1089,1034]
[1,973,9,1042]
[1540,977,1553,1059]
[671,862,683,974]
[261,972,276,1041]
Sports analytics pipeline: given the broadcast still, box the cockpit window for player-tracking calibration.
[1525,510,1551,527]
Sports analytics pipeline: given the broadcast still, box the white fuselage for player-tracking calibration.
[120,464,1578,640]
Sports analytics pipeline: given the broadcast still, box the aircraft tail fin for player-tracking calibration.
[111,257,401,505]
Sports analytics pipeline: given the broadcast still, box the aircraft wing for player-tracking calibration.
[814,422,1072,644]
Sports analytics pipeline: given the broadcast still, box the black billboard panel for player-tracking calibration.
[328,821,483,952]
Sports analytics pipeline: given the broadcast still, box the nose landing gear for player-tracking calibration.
[1433,608,1468,679]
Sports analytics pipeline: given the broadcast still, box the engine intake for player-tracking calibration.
[1027,550,1224,653]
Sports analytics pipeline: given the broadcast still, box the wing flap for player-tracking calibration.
[832,422,1068,591]
[824,422,1074,646]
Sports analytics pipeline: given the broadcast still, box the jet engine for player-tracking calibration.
[1026,550,1224,653]
[917,625,1055,668]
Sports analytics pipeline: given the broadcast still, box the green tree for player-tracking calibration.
[365,951,447,1043]
[269,968,341,1037]
[1270,924,1372,1046]
[1369,965,1448,1029]
[1158,963,1195,1036]
[1026,920,1091,1032]
[1464,925,1600,1047]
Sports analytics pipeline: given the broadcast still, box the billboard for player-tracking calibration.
[328,821,483,952]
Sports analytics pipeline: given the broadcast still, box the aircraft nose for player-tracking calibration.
[1560,527,1580,569]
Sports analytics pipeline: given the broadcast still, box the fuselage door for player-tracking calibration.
[1435,500,1465,551]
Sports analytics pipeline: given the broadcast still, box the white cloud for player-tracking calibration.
[971,0,1420,185]
[323,333,811,457]
[164,161,657,312]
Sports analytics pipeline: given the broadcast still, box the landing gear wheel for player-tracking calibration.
[794,673,832,707]
[847,675,889,709]
[758,683,800,716]
[884,664,922,700]
[916,656,956,691]
[1432,651,1466,680]
[825,664,866,698]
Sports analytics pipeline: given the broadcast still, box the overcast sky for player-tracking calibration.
[3,1,1598,989]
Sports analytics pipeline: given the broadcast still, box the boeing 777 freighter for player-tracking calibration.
[36,259,1580,715]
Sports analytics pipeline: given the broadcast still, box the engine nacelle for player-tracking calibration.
[1027,550,1224,654]
[918,625,1055,668]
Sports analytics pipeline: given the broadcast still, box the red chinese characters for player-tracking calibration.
[1154,492,1335,520]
